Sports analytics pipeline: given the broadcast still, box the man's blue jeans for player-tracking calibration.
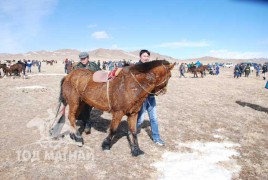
[137,95,161,141]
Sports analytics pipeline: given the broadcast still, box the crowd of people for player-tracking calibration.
[233,63,267,79]
[64,58,133,74]
[0,59,43,77]
[178,61,220,78]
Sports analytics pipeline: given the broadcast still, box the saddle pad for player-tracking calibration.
[93,71,109,82]
[93,68,123,82]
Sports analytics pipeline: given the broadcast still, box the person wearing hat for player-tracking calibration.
[73,52,101,134]
[73,52,100,71]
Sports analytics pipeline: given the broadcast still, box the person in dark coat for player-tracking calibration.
[72,52,101,134]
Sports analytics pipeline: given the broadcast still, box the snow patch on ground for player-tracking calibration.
[213,134,225,139]
[16,86,46,89]
[152,141,241,180]
[27,73,65,76]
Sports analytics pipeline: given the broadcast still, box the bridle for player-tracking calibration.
[130,64,169,96]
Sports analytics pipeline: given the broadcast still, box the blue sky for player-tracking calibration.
[0,0,267,59]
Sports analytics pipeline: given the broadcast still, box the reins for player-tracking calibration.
[130,64,168,96]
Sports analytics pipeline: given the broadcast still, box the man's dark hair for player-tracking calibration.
[139,49,150,57]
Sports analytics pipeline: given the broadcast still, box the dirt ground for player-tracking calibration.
[0,63,267,180]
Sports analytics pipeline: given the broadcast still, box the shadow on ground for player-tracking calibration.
[236,100,268,114]
[77,109,152,147]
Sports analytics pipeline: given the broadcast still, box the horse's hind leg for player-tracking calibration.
[102,111,124,150]
[127,114,144,157]
[68,102,84,145]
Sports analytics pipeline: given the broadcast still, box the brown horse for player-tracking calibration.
[188,65,208,78]
[46,60,53,65]
[57,60,175,156]
[1,64,23,76]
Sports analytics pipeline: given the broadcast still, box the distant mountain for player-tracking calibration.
[0,48,178,62]
[183,56,268,63]
[0,49,267,63]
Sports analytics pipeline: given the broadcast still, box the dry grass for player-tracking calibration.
[0,63,267,179]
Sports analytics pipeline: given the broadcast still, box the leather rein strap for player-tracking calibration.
[130,64,168,96]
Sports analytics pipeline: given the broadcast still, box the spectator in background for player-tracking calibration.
[216,65,220,75]
[179,63,186,78]
[27,60,32,73]
[102,61,106,70]
[234,64,241,78]
[245,64,250,77]
[256,65,260,77]
[97,60,101,69]
[38,61,41,73]
[262,64,267,80]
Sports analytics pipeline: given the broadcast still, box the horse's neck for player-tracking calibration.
[121,70,155,94]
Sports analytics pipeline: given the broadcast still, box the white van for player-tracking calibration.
[223,63,234,68]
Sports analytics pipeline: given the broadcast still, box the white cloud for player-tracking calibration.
[91,31,110,39]
[156,40,210,48]
[0,0,58,53]
[209,49,268,59]
[87,24,97,28]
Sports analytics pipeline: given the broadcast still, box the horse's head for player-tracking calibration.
[129,60,175,96]
[152,61,175,95]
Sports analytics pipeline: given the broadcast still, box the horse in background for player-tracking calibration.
[46,60,54,65]
[1,63,24,76]
[188,65,208,78]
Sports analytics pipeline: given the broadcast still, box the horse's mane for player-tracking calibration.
[130,60,170,73]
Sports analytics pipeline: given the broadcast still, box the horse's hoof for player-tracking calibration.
[131,148,144,157]
[102,139,111,151]
[70,133,84,144]
[102,144,110,151]
[84,127,91,134]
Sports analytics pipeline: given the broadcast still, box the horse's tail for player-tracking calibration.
[59,77,67,106]
[54,77,67,118]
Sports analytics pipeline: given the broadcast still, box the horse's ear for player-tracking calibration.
[169,63,176,70]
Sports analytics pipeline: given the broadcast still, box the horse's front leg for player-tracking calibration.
[127,114,144,157]
[102,111,124,150]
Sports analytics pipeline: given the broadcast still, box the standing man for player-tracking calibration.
[256,65,260,77]
[245,64,250,77]
[97,60,101,69]
[179,63,186,78]
[234,64,241,78]
[73,52,101,134]
[136,49,165,146]
[216,65,220,75]
[27,60,32,73]
[262,64,267,80]
[37,61,41,73]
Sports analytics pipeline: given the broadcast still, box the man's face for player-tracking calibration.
[80,57,89,65]
[140,53,150,63]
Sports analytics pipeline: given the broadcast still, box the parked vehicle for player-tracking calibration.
[222,63,234,68]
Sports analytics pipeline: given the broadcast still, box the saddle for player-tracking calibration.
[93,68,122,82]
